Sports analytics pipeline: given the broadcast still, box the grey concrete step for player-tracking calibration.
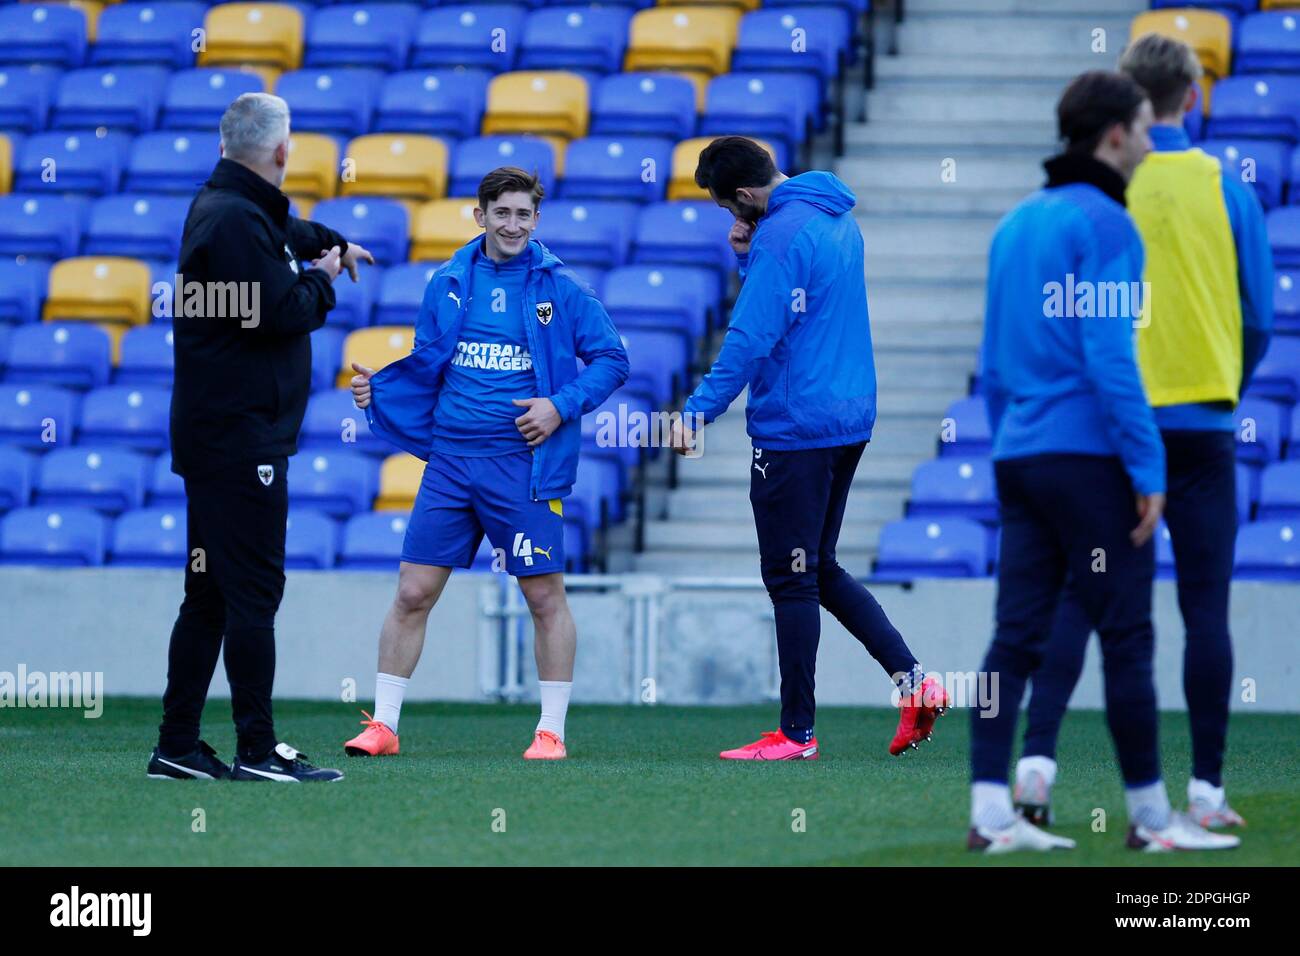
[840,155,1044,192]
[906,0,1143,16]
[868,286,983,325]
[644,517,888,552]
[860,216,998,259]
[866,86,1060,125]
[698,415,955,457]
[676,451,919,488]
[631,548,878,577]
[664,486,907,523]
[868,255,987,283]
[854,189,1030,217]
[871,320,984,351]
[898,16,1136,61]
[846,120,1058,151]
[874,53,1113,84]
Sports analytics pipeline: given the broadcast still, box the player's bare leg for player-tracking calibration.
[344,563,452,755]
[518,572,575,759]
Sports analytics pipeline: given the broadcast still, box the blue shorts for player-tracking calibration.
[401,450,565,576]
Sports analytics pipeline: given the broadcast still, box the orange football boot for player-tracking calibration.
[343,710,400,756]
[523,730,567,760]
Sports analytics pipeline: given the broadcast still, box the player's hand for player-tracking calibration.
[341,243,375,282]
[1131,492,1165,547]
[311,245,343,282]
[350,362,374,409]
[513,397,562,447]
[669,417,696,457]
[728,219,755,256]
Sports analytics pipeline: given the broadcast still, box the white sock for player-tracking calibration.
[971,782,1017,830]
[1126,779,1172,830]
[1016,755,1058,787]
[536,680,573,741]
[373,672,409,734]
[1188,777,1225,808]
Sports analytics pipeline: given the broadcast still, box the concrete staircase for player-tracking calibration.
[619,0,1145,577]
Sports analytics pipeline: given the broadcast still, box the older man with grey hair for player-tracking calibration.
[149,92,374,784]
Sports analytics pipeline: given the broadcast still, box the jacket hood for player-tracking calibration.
[767,171,857,217]
[444,236,564,281]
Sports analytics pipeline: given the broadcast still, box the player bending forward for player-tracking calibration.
[672,137,949,760]
[343,167,628,760]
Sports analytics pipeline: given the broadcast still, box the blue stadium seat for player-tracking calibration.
[338,509,407,569]
[0,445,36,512]
[319,265,377,332]
[556,136,672,203]
[620,327,689,407]
[601,264,712,345]
[16,131,129,196]
[581,388,653,469]
[1237,461,1256,521]
[0,260,52,326]
[147,455,185,507]
[450,135,556,197]
[124,131,221,194]
[0,195,86,259]
[306,4,420,72]
[91,2,207,69]
[0,4,88,70]
[147,260,179,323]
[590,72,696,140]
[411,5,528,72]
[535,200,635,270]
[276,68,384,139]
[299,388,387,456]
[373,69,489,140]
[1149,1,1257,14]
[733,8,851,103]
[1267,205,1300,268]
[699,73,817,168]
[1235,396,1286,464]
[311,325,345,393]
[570,453,624,526]
[51,66,169,133]
[518,6,633,74]
[1198,137,1289,209]
[0,383,79,448]
[286,508,339,569]
[35,446,149,514]
[906,457,998,524]
[1257,460,1300,520]
[940,396,992,458]
[1207,75,1300,143]
[4,323,111,390]
[288,450,380,517]
[375,262,440,326]
[0,505,107,566]
[160,68,265,130]
[311,197,410,266]
[1234,518,1300,580]
[1277,269,1299,334]
[118,325,175,390]
[84,195,191,261]
[0,65,62,133]
[78,385,171,452]
[1246,333,1300,401]
[631,201,735,275]
[873,517,990,580]
[1236,12,1300,74]
[109,506,187,566]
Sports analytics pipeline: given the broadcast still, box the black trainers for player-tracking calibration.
[230,742,344,783]
[147,740,231,780]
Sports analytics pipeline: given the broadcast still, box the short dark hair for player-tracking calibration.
[1056,70,1148,153]
[694,136,777,202]
[1120,32,1203,118]
[477,166,544,210]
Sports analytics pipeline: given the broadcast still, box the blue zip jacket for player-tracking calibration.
[364,237,629,500]
[1144,124,1275,431]
[683,171,877,450]
[981,154,1166,496]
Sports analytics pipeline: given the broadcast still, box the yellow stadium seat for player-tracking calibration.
[410,198,481,261]
[338,326,415,387]
[67,1,103,42]
[1260,1,1300,10]
[1130,10,1232,79]
[657,0,760,11]
[625,7,740,76]
[482,71,589,139]
[198,3,303,71]
[293,196,316,220]
[95,321,126,366]
[375,453,425,511]
[237,63,282,93]
[44,257,152,327]
[283,133,339,201]
[341,134,448,202]
[669,136,776,200]
[1197,75,1212,116]
[0,133,13,195]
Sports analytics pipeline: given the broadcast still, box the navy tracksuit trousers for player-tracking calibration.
[971,454,1162,788]
[1023,430,1237,786]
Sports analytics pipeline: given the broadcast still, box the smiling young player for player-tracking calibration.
[343,167,628,760]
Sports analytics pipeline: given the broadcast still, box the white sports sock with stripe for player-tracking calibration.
[373,672,409,734]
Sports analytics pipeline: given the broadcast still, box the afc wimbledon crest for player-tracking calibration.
[257,464,274,486]
[535,301,553,326]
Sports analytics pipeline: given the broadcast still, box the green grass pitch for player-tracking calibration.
[2,698,1297,866]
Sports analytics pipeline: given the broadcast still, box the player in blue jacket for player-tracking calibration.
[674,137,950,762]
[970,71,1236,853]
[342,167,628,761]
